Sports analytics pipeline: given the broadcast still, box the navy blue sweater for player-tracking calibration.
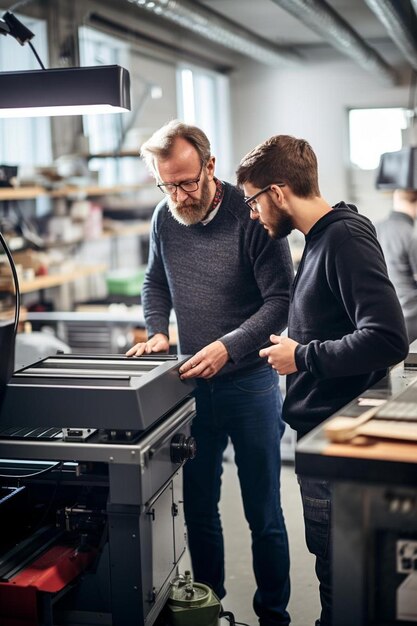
[142,182,294,376]
[286,202,409,437]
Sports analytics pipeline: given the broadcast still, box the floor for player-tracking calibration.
[181,444,321,626]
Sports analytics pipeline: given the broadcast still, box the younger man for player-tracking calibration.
[236,134,408,626]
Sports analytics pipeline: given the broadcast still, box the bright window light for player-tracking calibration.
[79,26,130,185]
[177,64,232,181]
[349,108,408,170]
[180,69,196,124]
[0,15,51,166]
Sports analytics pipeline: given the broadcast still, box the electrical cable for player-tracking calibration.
[0,230,20,339]
[219,610,251,626]
[28,40,45,69]
[1,10,46,69]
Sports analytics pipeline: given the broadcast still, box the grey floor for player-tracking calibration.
[182,446,321,626]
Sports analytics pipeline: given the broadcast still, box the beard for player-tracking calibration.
[168,175,212,226]
[264,196,294,239]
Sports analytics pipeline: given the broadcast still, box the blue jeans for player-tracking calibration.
[297,476,332,626]
[183,365,291,625]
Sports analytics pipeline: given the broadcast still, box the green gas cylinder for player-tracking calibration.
[167,571,221,626]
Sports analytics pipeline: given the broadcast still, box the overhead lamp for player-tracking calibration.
[0,11,131,118]
[0,65,131,118]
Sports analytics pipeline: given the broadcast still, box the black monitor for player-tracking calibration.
[376,146,417,190]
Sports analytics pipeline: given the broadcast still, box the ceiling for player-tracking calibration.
[125,0,417,86]
[199,0,389,47]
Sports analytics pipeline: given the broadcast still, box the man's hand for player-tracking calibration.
[125,333,169,356]
[179,340,229,379]
[259,334,299,375]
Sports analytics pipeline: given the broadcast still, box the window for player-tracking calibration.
[349,107,408,170]
[79,26,132,185]
[177,64,232,181]
[0,15,51,167]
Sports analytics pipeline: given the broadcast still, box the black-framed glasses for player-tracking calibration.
[157,164,204,195]
[244,183,285,213]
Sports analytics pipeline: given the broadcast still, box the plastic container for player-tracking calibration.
[105,268,146,297]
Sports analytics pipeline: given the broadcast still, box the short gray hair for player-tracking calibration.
[140,119,211,174]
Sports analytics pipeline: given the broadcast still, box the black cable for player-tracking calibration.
[220,612,236,625]
[1,10,47,69]
[0,230,20,338]
[28,40,45,70]
[219,610,251,626]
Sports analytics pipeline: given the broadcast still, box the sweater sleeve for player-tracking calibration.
[294,235,409,378]
[219,221,294,363]
[141,208,172,339]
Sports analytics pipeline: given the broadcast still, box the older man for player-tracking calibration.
[126,120,294,626]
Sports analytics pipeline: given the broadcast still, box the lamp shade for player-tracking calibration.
[0,64,131,118]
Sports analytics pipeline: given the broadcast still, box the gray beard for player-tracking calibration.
[168,176,212,226]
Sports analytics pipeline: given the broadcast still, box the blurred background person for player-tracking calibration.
[375,189,417,343]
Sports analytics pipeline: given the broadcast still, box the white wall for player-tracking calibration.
[230,53,409,223]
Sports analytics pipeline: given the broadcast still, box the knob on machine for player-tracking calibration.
[170,433,197,463]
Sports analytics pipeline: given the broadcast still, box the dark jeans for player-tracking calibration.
[297,476,332,626]
[183,365,291,625]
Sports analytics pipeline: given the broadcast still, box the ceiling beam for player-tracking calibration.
[125,0,301,67]
[364,0,417,72]
[270,0,398,84]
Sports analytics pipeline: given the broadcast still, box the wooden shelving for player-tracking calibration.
[0,184,153,304]
[0,183,153,202]
[100,221,151,239]
[0,264,108,295]
[0,186,46,201]
[19,264,108,294]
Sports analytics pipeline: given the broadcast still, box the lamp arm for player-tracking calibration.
[2,11,34,44]
[0,18,10,36]
[1,11,45,69]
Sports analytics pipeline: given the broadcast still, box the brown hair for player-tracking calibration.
[236,135,320,198]
[140,119,211,172]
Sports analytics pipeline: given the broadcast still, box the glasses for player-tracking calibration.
[157,164,204,195]
[244,183,285,213]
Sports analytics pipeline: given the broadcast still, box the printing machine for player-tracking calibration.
[0,352,197,626]
[0,236,197,626]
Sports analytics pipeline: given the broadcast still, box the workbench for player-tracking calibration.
[296,362,417,625]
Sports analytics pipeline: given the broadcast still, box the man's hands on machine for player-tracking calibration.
[126,336,229,380]
[126,333,170,356]
[179,340,229,380]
